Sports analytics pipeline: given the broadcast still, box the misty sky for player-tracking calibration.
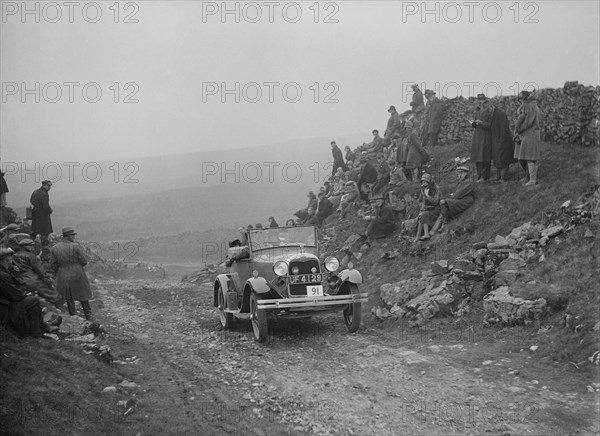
[1,0,599,164]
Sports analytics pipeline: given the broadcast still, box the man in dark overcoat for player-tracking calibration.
[50,227,92,320]
[421,90,444,147]
[485,102,515,181]
[410,84,424,113]
[470,95,493,181]
[330,141,347,177]
[357,158,379,201]
[30,180,53,246]
[365,197,396,240]
[384,106,402,146]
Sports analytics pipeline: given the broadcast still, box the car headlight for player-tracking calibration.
[324,256,339,272]
[291,266,300,275]
[273,261,289,277]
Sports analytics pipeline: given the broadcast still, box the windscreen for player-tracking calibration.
[249,226,316,251]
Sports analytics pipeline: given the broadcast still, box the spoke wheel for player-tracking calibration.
[343,283,362,333]
[217,284,234,329]
[250,292,268,343]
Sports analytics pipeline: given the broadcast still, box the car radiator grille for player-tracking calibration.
[289,259,321,296]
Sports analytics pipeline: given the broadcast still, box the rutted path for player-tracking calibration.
[95,277,599,435]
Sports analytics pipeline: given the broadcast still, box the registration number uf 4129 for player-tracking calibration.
[289,274,323,284]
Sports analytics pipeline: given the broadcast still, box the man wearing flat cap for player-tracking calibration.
[13,238,64,308]
[421,90,444,148]
[50,227,92,320]
[30,180,54,248]
[431,165,477,234]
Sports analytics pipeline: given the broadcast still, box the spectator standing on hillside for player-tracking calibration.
[410,84,424,114]
[414,173,440,241]
[13,238,64,308]
[470,95,493,181]
[431,166,477,234]
[384,106,402,146]
[0,162,8,208]
[50,227,92,320]
[330,141,347,177]
[403,120,425,181]
[364,197,396,241]
[421,90,444,147]
[30,180,54,247]
[514,90,542,186]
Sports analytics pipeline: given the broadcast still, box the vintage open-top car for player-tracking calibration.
[213,225,367,342]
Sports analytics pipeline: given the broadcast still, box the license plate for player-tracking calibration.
[306,285,324,297]
[289,274,323,284]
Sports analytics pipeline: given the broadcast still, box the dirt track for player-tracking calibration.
[95,277,599,436]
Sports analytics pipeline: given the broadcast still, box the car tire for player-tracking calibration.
[217,284,234,330]
[343,283,361,333]
[250,292,268,343]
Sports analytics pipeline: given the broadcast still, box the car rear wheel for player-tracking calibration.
[250,292,268,343]
[343,283,361,333]
[217,284,234,330]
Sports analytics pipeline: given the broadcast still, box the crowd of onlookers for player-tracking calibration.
[278,86,542,243]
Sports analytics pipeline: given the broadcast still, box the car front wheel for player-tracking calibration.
[343,283,361,333]
[250,292,268,343]
[217,284,234,329]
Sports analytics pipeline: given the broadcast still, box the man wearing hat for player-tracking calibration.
[431,165,477,234]
[384,106,402,146]
[414,173,441,241]
[30,180,54,247]
[13,238,64,308]
[410,84,424,113]
[0,247,59,337]
[364,129,384,157]
[514,90,542,186]
[0,223,20,246]
[330,141,347,177]
[268,216,279,228]
[364,196,396,241]
[470,94,493,181]
[421,90,444,148]
[50,227,92,320]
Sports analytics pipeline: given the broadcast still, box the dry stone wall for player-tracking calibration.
[435,82,599,147]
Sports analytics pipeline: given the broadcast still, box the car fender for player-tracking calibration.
[339,268,363,285]
[214,274,237,307]
[246,277,270,294]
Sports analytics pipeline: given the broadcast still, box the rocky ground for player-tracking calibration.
[80,273,599,436]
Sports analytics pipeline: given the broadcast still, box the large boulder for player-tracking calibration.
[405,280,461,327]
[380,277,429,307]
[483,286,547,326]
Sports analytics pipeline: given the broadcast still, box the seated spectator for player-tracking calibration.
[364,130,384,157]
[0,223,20,246]
[13,239,63,308]
[327,174,348,208]
[294,191,317,221]
[322,181,333,197]
[373,154,391,194]
[307,193,333,227]
[338,181,360,218]
[414,173,441,241]
[387,163,407,202]
[364,197,396,241]
[357,157,378,201]
[346,161,360,183]
[344,146,356,164]
[431,166,477,234]
[0,247,59,337]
